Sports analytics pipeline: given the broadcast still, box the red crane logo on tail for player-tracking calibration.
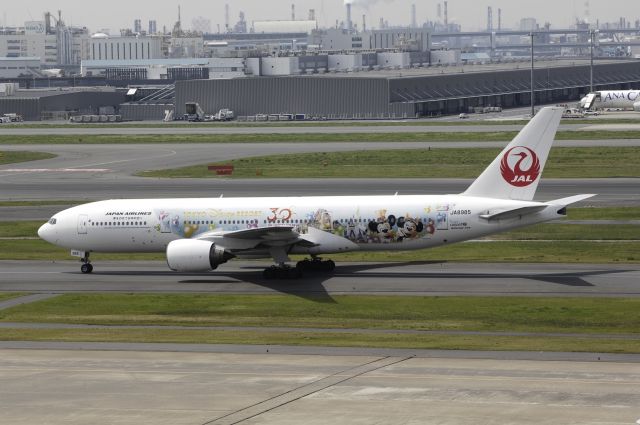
[500,146,540,187]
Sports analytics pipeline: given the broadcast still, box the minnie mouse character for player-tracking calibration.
[396,216,424,241]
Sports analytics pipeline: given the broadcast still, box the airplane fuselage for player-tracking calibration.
[39,195,563,256]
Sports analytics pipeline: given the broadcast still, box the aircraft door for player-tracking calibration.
[77,214,88,234]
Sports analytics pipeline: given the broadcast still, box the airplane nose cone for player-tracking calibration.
[38,223,51,242]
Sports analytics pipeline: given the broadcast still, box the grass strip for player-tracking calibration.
[485,224,640,240]
[0,293,26,303]
[1,130,640,145]
[137,147,640,179]
[0,151,55,165]
[0,327,638,353]
[568,207,640,220]
[2,294,640,335]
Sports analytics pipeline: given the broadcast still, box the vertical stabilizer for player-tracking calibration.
[462,106,563,201]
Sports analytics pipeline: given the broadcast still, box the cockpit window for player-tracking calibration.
[48,218,57,225]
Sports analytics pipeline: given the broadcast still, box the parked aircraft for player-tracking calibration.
[579,90,640,111]
[38,106,593,278]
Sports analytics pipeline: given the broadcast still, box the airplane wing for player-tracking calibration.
[197,225,314,248]
[197,225,357,263]
[200,226,299,241]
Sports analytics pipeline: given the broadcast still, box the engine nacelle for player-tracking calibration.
[166,239,234,272]
[634,101,640,112]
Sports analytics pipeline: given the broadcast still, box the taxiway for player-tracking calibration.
[1,261,638,297]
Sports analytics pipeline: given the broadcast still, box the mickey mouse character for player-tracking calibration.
[368,214,396,243]
[396,216,424,241]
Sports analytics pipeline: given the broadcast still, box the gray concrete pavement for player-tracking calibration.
[0,294,60,311]
[0,348,638,425]
[1,261,638,297]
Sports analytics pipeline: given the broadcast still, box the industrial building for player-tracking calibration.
[0,15,90,67]
[88,34,163,61]
[0,57,41,78]
[0,87,125,120]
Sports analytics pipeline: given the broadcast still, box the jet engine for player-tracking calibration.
[634,101,640,112]
[166,239,234,272]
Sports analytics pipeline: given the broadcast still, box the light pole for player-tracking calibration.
[589,29,598,93]
[530,32,535,117]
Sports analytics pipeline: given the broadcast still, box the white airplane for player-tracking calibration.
[38,106,594,279]
[579,89,640,111]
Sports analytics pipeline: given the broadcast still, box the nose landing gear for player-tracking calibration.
[80,252,93,274]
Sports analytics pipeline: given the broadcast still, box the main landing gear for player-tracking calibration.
[80,252,93,274]
[261,257,336,280]
[296,257,335,272]
[263,264,302,279]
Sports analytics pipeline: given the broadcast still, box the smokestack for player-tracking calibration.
[411,4,416,28]
[44,12,52,34]
[225,4,229,31]
[498,8,502,30]
[487,6,493,31]
[346,3,352,31]
[309,9,315,21]
[444,1,448,30]
[362,14,366,32]
[437,3,442,19]
[291,4,295,21]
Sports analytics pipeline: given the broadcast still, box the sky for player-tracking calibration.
[1,0,637,33]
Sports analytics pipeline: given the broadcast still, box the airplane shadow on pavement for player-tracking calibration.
[172,261,630,302]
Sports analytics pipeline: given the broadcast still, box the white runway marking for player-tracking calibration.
[0,168,111,173]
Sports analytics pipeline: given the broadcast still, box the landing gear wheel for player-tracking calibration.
[262,265,303,280]
[324,259,335,271]
[263,267,276,279]
[80,252,92,274]
[296,258,335,272]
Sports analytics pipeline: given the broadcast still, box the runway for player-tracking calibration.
[1,261,638,297]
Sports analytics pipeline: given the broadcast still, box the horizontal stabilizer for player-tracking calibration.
[479,205,547,221]
[547,194,596,206]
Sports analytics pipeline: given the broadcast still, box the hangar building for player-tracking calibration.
[173,60,640,119]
